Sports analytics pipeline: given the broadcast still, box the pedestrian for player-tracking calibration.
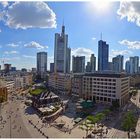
[69,129,71,134]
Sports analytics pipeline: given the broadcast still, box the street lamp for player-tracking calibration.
[9,115,12,138]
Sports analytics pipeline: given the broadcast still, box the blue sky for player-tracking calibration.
[0,1,140,70]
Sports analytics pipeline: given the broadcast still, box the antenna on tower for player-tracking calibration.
[62,17,64,26]
[62,18,65,34]
[100,32,102,40]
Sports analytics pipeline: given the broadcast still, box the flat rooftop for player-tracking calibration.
[84,73,129,78]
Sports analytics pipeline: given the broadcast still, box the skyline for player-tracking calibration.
[0,2,140,70]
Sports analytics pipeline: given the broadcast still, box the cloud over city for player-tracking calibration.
[72,47,94,62]
[24,41,48,50]
[7,43,19,47]
[4,50,19,55]
[119,39,140,49]
[111,49,132,56]
[0,2,56,29]
[117,2,140,27]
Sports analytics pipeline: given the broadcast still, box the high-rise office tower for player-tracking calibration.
[54,25,71,73]
[125,60,130,74]
[130,56,139,74]
[4,64,11,73]
[108,62,113,71]
[86,62,91,72]
[90,54,96,72]
[72,56,85,73]
[112,55,123,73]
[85,54,96,72]
[37,52,47,74]
[98,40,109,71]
[50,63,54,73]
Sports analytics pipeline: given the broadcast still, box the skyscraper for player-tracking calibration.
[112,55,123,73]
[4,64,11,73]
[130,56,139,74]
[54,25,71,73]
[72,56,85,73]
[85,54,96,72]
[86,62,91,72]
[90,54,96,72]
[50,63,54,73]
[108,62,113,71]
[125,60,130,74]
[98,40,109,71]
[37,52,47,74]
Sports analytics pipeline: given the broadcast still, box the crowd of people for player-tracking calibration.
[28,119,49,138]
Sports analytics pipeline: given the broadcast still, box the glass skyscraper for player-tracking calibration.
[54,25,71,73]
[98,40,109,71]
[37,52,47,74]
[112,55,123,73]
[130,56,139,74]
[72,56,85,73]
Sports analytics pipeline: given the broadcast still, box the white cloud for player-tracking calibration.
[111,49,132,56]
[24,41,48,50]
[7,43,19,47]
[0,1,9,8]
[4,51,18,54]
[0,29,1,32]
[1,2,56,29]
[92,37,96,40]
[22,55,35,59]
[119,39,140,49]
[0,57,20,62]
[117,2,140,27]
[109,49,132,62]
[72,47,93,62]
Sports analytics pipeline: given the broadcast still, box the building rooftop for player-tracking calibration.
[84,73,129,78]
[38,91,59,100]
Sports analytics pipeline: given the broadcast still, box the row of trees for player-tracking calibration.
[79,109,111,137]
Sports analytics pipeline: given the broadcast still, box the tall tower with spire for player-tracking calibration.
[98,34,109,71]
[54,24,71,73]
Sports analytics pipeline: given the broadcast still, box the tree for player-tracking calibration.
[121,111,137,138]
[102,109,111,116]
[87,115,98,126]
[110,100,120,111]
[95,113,105,122]
[79,120,94,137]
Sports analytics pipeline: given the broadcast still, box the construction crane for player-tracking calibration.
[1,59,5,70]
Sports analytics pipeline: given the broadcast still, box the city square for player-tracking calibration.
[0,1,140,139]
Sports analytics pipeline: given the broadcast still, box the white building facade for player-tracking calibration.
[48,73,71,95]
[82,73,130,107]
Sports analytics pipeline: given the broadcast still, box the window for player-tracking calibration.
[108,98,111,102]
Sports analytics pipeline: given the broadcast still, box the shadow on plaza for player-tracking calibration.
[24,106,38,115]
[104,100,140,132]
[63,101,77,119]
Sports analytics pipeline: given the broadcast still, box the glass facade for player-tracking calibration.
[98,40,109,71]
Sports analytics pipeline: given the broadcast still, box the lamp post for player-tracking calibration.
[9,115,11,138]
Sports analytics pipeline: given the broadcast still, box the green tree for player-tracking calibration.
[87,115,98,125]
[95,113,105,122]
[79,120,94,137]
[121,111,137,138]
[102,109,111,116]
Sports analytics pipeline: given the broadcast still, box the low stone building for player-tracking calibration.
[48,73,71,95]
[0,80,8,102]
